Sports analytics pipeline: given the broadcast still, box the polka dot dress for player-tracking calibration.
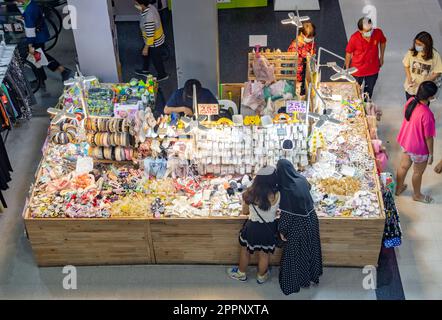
[278,209,323,295]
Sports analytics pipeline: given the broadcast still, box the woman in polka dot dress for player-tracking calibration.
[276,159,323,295]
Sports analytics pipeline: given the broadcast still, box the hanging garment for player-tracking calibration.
[252,53,276,84]
[2,49,35,120]
[0,99,11,131]
[2,84,19,119]
[277,159,323,295]
[0,135,13,208]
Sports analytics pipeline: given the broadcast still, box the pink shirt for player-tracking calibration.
[397,98,436,155]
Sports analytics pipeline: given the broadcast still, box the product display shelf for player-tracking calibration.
[24,156,385,268]
[23,81,386,268]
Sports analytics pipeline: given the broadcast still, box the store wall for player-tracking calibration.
[172,0,219,95]
[68,0,121,82]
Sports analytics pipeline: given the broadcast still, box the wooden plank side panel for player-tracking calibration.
[25,215,384,267]
[151,217,384,267]
[150,219,243,264]
[319,218,384,267]
[25,219,153,267]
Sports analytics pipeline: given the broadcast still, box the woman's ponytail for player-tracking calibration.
[405,98,419,121]
[405,81,438,121]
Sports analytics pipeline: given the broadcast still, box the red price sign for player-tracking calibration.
[198,104,219,116]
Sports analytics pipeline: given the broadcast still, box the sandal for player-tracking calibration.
[413,195,434,204]
[395,184,408,196]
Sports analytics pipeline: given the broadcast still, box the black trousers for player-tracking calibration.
[142,44,167,79]
[355,73,379,100]
[33,43,61,81]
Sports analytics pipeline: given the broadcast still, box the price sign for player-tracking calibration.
[198,104,219,116]
[286,100,307,114]
[277,127,287,136]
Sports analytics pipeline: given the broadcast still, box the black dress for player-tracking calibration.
[277,159,323,295]
[0,135,13,208]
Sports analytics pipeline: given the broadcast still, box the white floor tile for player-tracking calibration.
[395,240,442,265]
[403,283,442,300]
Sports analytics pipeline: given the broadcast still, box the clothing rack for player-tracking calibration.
[0,43,35,209]
[0,45,15,144]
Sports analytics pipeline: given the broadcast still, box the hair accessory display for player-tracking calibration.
[273,113,291,124]
[243,115,261,126]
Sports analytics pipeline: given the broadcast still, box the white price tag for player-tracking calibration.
[341,165,356,177]
[76,157,94,174]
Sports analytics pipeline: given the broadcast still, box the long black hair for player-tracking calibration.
[411,31,434,61]
[183,79,202,101]
[405,81,438,121]
[243,172,278,211]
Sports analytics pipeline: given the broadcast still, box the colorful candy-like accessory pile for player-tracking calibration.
[151,197,165,218]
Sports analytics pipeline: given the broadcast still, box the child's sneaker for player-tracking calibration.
[257,270,270,284]
[227,267,247,281]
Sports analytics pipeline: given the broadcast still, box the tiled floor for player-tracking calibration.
[1,0,441,300]
[0,265,376,300]
[339,0,442,300]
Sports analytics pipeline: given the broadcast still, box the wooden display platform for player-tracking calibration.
[24,81,385,268]
[24,213,384,268]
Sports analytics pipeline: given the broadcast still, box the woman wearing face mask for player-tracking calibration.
[396,81,438,204]
[345,17,387,100]
[403,32,442,101]
[288,21,316,96]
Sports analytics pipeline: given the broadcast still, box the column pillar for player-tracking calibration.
[172,0,220,95]
[67,0,121,82]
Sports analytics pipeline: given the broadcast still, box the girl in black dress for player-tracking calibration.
[228,166,280,284]
[276,159,323,295]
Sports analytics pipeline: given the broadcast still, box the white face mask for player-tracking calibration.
[415,45,424,52]
[363,30,373,38]
[134,4,143,11]
[429,96,437,103]
[304,36,314,43]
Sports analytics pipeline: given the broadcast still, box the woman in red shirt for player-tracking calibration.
[345,18,387,100]
[288,21,316,96]
[396,81,438,204]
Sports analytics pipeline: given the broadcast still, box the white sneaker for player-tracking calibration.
[257,270,270,284]
[227,267,247,282]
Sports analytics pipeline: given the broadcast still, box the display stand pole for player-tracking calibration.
[315,47,346,86]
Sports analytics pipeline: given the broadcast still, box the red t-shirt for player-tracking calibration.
[346,28,387,77]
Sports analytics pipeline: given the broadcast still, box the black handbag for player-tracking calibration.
[251,204,284,248]
[382,188,402,248]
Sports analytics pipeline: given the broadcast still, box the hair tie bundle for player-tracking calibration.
[89,146,137,162]
[50,120,78,145]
